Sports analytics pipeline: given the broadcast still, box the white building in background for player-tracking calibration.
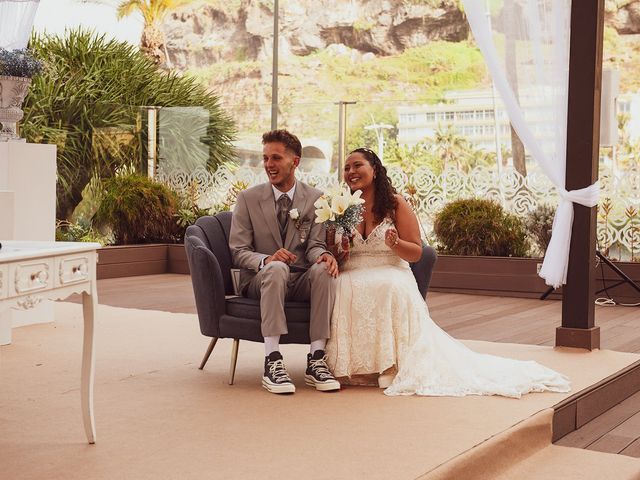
[397,86,640,159]
[396,89,557,161]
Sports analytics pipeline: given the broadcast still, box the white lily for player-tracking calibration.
[326,184,344,198]
[331,194,350,215]
[315,204,334,223]
[314,196,330,210]
[348,189,365,206]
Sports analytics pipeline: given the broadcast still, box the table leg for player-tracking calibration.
[81,282,97,444]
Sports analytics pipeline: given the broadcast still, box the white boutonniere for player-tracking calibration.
[289,209,310,243]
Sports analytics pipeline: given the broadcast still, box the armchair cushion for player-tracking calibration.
[225,297,311,324]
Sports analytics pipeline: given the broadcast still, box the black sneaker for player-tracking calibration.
[305,350,341,391]
[262,351,296,394]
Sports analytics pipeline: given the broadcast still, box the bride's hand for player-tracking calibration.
[326,226,341,258]
[385,227,400,249]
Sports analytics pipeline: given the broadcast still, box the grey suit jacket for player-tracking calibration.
[229,181,330,295]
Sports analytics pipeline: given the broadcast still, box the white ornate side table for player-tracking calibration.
[0,240,100,444]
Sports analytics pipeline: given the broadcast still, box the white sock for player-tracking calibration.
[310,339,326,355]
[264,336,280,356]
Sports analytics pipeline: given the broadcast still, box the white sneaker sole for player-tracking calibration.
[262,377,296,394]
[305,375,341,391]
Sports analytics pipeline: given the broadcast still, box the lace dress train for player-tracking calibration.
[325,218,570,398]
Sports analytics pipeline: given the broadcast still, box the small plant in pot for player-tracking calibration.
[0,48,43,141]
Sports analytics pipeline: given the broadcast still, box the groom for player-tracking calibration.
[229,129,340,394]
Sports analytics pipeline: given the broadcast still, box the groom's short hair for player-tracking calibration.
[262,129,302,158]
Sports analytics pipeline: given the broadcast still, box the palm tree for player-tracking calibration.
[432,125,470,172]
[121,0,193,66]
[81,0,192,66]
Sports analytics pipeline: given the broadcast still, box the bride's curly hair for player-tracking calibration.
[349,148,398,222]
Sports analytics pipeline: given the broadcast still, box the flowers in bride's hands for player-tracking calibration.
[314,185,365,241]
[314,196,335,223]
[330,195,350,216]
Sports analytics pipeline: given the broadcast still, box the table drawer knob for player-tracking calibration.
[59,257,90,285]
[30,270,49,284]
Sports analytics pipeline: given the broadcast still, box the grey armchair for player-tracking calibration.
[184,211,437,384]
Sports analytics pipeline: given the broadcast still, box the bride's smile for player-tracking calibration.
[344,152,375,191]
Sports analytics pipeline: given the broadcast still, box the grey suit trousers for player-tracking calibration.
[245,261,336,341]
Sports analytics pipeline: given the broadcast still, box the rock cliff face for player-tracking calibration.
[164,0,640,71]
[164,0,468,70]
[607,0,640,34]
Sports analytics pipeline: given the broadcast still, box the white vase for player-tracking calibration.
[0,75,31,142]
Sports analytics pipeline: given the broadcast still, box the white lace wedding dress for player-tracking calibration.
[325,218,571,398]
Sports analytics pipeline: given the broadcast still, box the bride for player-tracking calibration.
[324,147,571,398]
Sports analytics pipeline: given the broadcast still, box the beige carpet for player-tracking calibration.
[1,302,640,480]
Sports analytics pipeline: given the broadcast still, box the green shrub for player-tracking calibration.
[22,28,235,220]
[94,174,181,245]
[525,203,555,257]
[434,198,529,257]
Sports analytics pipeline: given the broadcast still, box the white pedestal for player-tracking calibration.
[0,142,57,240]
[0,142,57,345]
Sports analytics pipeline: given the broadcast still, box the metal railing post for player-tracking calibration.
[336,100,356,182]
[271,0,279,130]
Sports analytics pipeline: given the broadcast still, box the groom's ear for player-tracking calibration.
[293,156,301,167]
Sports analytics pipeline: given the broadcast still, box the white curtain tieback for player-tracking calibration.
[539,181,600,288]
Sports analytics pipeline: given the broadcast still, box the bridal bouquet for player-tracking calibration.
[314,185,365,240]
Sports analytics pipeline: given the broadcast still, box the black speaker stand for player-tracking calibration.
[539,250,640,300]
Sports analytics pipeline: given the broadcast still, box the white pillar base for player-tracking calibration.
[0,142,57,344]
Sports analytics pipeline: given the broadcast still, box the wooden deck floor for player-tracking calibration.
[71,273,640,457]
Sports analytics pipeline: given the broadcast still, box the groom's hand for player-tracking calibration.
[316,253,339,278]
[266,248,297,265]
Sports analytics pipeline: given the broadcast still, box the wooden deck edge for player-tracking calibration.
[97,244,189,279]
[552,359,640,442]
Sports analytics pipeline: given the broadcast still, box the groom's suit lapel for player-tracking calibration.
[259,183,283,249]
[284,182,308,250]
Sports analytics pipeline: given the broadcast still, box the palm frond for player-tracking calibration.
[116,0,143,20]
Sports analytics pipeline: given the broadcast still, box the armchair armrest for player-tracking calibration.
[410,244,438,299]
[185,233,226,337]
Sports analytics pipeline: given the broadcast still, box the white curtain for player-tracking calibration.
[461,0,599,288]
[0,0,40,50]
